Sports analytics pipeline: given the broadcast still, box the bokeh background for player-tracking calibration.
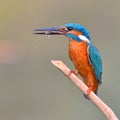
[0,0,120,120]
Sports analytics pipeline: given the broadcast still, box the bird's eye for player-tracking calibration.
[67,27,73,31]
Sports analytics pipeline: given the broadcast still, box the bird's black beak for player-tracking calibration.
[34,27,66,35]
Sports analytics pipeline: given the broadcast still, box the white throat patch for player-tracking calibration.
[78,35,90,43]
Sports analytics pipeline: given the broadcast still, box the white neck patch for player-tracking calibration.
[78,35,90,43]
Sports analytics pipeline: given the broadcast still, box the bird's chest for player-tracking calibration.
[68,40,90,75]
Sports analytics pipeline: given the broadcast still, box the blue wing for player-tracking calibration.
[87,44,102,84]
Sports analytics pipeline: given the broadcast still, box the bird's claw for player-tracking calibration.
[68,70,79,77]
[86,84,94,96]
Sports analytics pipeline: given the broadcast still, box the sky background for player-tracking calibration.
[0,0,120,120]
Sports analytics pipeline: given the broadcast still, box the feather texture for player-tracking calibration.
[87,44,102,84]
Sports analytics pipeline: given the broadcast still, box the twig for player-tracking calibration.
[51,60,119,120]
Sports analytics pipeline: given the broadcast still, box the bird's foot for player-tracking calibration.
[86,84,94,96]
[68,70,79,77]
[84,84,94,99]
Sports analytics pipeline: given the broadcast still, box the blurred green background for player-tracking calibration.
[0,0,120,120]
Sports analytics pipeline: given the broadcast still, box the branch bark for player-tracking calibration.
[51,60,119,120]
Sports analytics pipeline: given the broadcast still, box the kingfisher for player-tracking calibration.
[34,23,102,96]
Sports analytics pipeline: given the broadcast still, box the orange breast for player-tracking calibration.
[68,40,98,93]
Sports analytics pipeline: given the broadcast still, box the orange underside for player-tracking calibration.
[68,40,98,93]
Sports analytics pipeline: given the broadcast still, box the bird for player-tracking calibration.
[34,23,102,97]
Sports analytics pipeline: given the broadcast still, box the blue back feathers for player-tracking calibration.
[88,44,102,83]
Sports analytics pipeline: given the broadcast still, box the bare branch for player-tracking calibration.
[51,60,119,120]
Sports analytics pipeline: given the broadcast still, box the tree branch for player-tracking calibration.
[51,60,119,120]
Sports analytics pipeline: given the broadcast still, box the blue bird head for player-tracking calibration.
[34,23,91,43]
